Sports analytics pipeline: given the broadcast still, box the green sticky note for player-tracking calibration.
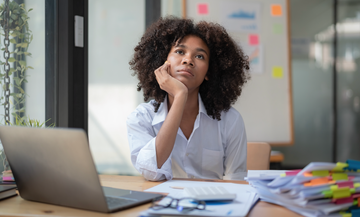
[332,173,348,181]
[273,23,283,34]
[272,67,283,78]
[333,187,351,199]
[312,170,329,177]
[353,200,358,206]
[322,190,333,198]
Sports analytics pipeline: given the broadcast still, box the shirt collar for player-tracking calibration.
[151,94,211,126]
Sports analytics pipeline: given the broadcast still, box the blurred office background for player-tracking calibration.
[0,0,359,173]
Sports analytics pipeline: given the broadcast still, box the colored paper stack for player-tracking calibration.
[2,170,14,182]
[246,160,360,217]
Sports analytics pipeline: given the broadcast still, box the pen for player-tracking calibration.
[169,186,184,190]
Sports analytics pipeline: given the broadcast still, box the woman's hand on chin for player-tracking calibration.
[154,61,188,99]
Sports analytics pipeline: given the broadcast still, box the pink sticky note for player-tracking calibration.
[2,176,14,181]
[285,169,302,176]
[249,34,259,45]
[337,181,354,188]
[333,196,353,205]
[197,4,208,15]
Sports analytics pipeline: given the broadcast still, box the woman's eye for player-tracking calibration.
[196,55,204,59]
[175,50,184,54]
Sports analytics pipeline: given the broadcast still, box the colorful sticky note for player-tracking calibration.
[322,190,333,198]
[303,172,313,177]
[347,159,360,170]
[352,208,360,216]
[272,67,283,78]
[273,24,283,34]
[333,187,351,199]
[249,34,259,45]
[338,181,354,188]
[304,177,329,186]
[332,173,348,181]
[285,169,302,176]
[333,196,354,205]
[353,193,360,199]
[197,4,208,15]
[312,170,329,177]
[271,4,282,16]
[332,162,349,172]
[341,212,352,217]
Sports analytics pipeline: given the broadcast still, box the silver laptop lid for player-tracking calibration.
[0,126,109,212]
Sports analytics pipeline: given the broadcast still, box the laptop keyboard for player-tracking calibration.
[105,196,137,209]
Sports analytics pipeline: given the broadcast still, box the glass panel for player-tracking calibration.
[0,0,47,172]
[336,0,360,162]
[161,0,183,17]
[274,0,334,166]
[88,0,145,175]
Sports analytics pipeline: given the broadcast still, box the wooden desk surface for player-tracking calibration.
[0,175,302,217]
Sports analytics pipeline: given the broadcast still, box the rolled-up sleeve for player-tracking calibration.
[223,111,247,180]
[126,108,173,181]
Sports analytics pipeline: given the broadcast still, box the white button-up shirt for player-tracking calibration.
[127,94,247,181]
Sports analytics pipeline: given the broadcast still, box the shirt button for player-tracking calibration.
[186,153,189,157]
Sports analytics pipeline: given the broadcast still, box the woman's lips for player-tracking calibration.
[177,69,194,76]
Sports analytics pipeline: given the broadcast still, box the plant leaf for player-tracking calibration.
[8,57,16,62]
[18,61,26,67]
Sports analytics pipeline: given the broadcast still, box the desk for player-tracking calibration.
[0,175,302,217]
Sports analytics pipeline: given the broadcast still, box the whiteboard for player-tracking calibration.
[185,0,293,145]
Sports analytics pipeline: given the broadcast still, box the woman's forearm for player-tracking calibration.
[155,93,187,168]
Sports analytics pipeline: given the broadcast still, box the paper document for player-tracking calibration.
[246,161,360,217]
[142,180,258,216]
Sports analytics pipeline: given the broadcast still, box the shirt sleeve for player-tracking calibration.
[223,111,247,180]
[126,107,173,181]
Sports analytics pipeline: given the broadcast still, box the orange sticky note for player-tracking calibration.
[249,34,259,45]
[271,4,282,16]
[197,4,208,15]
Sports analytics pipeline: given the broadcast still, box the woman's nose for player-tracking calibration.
[181,56,194,66]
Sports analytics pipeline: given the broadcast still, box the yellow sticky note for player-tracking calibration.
[330,185,338,191]
[312,170,329,177]
[333,187,351,199]
[332,162,348,172]
[341,213,352,217]
[332,173,348,181]
[272,67,283,78]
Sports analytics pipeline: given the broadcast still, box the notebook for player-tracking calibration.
[0,126,163,213]
[0,185,17,200]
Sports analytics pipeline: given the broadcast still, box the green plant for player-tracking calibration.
[0,1,33,120]
[11,114,55,127]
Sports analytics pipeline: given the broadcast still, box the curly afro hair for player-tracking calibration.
[129,16,250,120]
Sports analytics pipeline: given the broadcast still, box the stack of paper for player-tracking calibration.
[246,160,360,217]
[141,180,258,216]
[1,170,14,182]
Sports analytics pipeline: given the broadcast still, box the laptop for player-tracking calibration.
[0,126,163,213]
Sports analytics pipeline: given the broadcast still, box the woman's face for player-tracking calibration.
[166,35,210,93]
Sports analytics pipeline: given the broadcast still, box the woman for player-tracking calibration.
[127,16,250,181]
